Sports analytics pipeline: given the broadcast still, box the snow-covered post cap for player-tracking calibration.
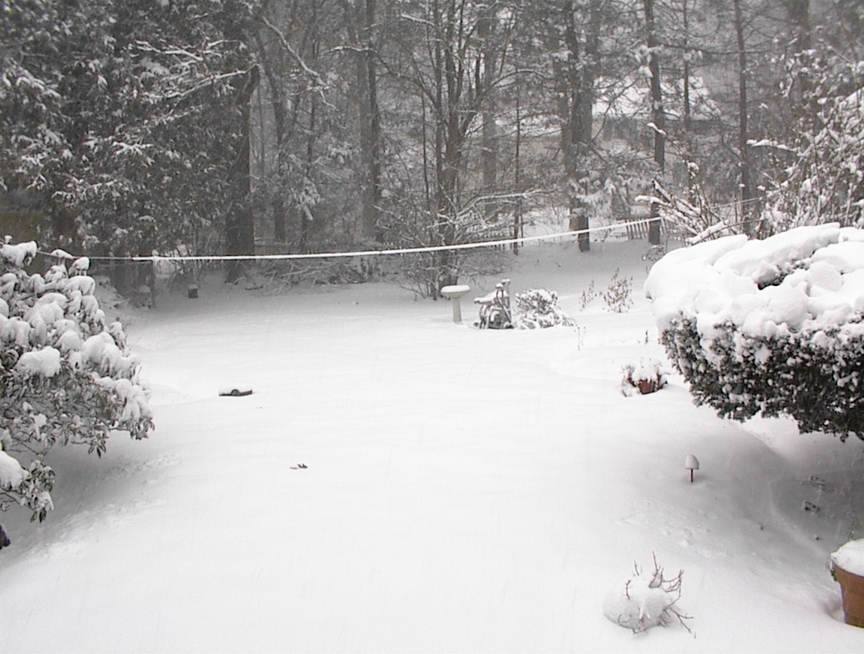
[440,285,470,323]
[685,454,700,483]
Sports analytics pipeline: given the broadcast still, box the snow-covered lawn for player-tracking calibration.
[1,239,863,652]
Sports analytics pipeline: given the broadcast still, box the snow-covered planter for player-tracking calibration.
[0,240,153,533]
[621,358,667,396]
[645,224,864,439]
[512,288,576,329]
[603,556,690,633]
[831,539,864,627]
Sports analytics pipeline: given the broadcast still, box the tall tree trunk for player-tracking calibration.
[644,0,665,245]
[513,74,523,254]
[558,0,600,253]
[298,5,321,254]
[257,30,289,243]
[345,0,382,242]
[681,0,697,204]
[785,0,812,124]
[225,65,260,283]
[733,0,755,235]
[479,8,498,222]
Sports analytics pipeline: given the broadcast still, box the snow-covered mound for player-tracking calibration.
[645,223,864,337]
[644,224,864,437]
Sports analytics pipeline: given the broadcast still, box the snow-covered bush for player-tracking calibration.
[603,268,633,313]
[621,358,667,396]
[512,289,575,329]
[0,240,153,532]
[579,280,597,310]
[603,556,689,633]
[760,55,864,234]
[645,224,864,439]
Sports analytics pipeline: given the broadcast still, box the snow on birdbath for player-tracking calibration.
[685,454,700,483]
[440,285,471,323]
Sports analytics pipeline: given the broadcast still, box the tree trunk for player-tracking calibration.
[479,8,498,222]
[681,0,698,204]
[225,65,260,283]
[733,0,755,236]
[644,0,665,246]
[558,0,600,253]
[257,31,289,243]
[513,75,523,254]
[348,0,382,242]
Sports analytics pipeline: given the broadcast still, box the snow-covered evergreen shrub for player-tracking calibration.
[646,224,864,440]
[0,240,153,529]
[512,289,575,329]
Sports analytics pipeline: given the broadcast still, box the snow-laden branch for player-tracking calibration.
[259,15,327,92]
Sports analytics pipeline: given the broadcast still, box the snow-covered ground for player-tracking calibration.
[1,237,864,653]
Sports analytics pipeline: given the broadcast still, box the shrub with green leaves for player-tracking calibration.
[512,289,576,329]
[646,224,864,440]
[0,240,153,537]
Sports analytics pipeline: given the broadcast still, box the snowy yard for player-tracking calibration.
[1,239,863,652]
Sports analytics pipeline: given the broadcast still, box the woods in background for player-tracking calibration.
[2,0,863,293]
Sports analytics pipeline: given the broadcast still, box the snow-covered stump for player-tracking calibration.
[440,285,470,323]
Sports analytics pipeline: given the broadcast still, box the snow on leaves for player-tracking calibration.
[0,239,153,529]
[646,224,864,438]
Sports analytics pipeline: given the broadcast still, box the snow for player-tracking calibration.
[645,224,864,340]
[0,240,37,268]
[0,448,26,490]
[1,239,864,652]
[440,284,471,297]
[602,566,682,633]
[15,346,61,377]
[832,539,864,577]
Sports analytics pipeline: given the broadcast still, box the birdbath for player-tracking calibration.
[685,454,700,483]
[440,285,471,323]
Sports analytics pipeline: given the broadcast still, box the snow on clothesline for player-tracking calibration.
[39,218,662,263]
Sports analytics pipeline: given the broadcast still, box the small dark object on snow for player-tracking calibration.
[188,284,199,299]
[291,463,308,470]
[0,524,10,550]
[219,385,253,397]
[803,501,821,513]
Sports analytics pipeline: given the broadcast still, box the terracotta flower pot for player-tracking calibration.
[834,565,864,627]
[637,379,656,394]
